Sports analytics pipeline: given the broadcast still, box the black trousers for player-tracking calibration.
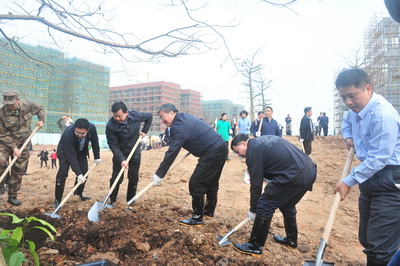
[55,150,88,198]
[358,166,400,263]
[303,141,312,155]
[110,149,141,202]
[257,163,317,219]
[189,142,227,196]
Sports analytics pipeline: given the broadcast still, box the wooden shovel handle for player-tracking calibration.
[127,151,191,205]
[0,126,40,184]
[57,164,98,209]
[321,147,355,243]
[108,136,142,195]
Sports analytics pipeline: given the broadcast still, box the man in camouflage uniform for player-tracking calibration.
[0,90,45,206]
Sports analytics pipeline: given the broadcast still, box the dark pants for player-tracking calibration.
[358,166,400,264]
[257,163,317,219]
[40,160,48,168]
[110,149,141,202]
[55,150,88,200]
[51,159,57,169]
[303,141,312,155]
[321,125,328,136]
[189,142,227,196]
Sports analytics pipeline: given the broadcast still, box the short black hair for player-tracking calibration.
[335,68,371,90]
[158,103,178,115]
[304,107,312,114]
[231,134,249,150]
[74,118,90,130]
[111,102,128,113]
[265,106,273,112]
[239,110,248,116]
[257,111,264,115]
[220,112,228,119]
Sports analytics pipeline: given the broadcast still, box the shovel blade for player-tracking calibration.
[217,235,232,247]
[303,260,335,266]
[88,201,113,222]
[44,212,62,219]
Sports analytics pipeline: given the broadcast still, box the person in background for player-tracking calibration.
[300,107,314,155]
[57,115,73,132]
[230,134,316,257]
[260,106,281,137]
[52,118,101,208]
[152,103,227,227]
[216,113,232,161]
[237,110,251,137]
[106,101,153,205]
[316,112,323,136]
[230,114,237,137]
[334,68,400,265]
[37,148,49,168]
[285,114,292,136]
[250,111,264,137]
[319,112,329,136]
[0,90,45,206]
[51,149,58,169]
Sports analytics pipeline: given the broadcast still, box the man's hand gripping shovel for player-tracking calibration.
[88,136,142,222]
[45,163,98,218]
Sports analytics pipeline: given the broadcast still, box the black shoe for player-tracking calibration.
[23,172,29,175]
[179,217,203,227]
[203,211,214,219]
[79,195,91,201]
[51,200,60,208]
[273,235,297,248]
[8,197,22,206]
[233,242,262,258]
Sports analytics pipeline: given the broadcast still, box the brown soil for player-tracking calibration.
[0,136,365,265]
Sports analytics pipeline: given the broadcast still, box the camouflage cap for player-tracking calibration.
[2,90,19,104]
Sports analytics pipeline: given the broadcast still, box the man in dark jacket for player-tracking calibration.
[106,102,153,205]
[230,134,317,257]
[52,118,101,208]
[300,107,314,155]
[152,103,227,227]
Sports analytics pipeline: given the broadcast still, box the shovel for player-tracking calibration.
[304,147,355,266]
[45,163,98,218]
[217,217,249,247]
[126,151,190,206]
[0,126,40,184]
[88,136,142,222]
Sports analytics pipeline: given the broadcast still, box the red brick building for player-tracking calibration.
[110,81,202,134]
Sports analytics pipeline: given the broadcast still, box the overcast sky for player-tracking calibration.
[1,0,390,130]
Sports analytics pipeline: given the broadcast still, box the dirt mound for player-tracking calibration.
[0,136,366,265]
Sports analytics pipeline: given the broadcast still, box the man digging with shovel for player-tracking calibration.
[51,118,101,208]
[0,90,45,206]
[152,103,227,227]
[106,102,152,206]
[230,134,317,257]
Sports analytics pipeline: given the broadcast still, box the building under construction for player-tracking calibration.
[110,81,201,134]
[333,14,400,135]
[364,14,400,113]
[201,99,245,126]
[0,38,110,135]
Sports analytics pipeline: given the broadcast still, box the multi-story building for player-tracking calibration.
[364,14,400,113]
[0,38,110,136]
[333,14,400,135]
[201,99,245,126]
[110,81,202,134]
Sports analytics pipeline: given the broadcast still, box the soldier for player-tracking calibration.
[0,90,45,206]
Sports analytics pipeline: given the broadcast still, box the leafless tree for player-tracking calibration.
[254,69,272,111]
[0,0,237,66]
[239,48,263,121]
[340,45,365,69]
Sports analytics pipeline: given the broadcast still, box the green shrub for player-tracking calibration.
[0,213,57,266]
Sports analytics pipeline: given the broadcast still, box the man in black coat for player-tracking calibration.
[152,103,227,227]
[52,118,101,208]
[300,107,314,155]
[230,134,317,257]
[106,102,153,205]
